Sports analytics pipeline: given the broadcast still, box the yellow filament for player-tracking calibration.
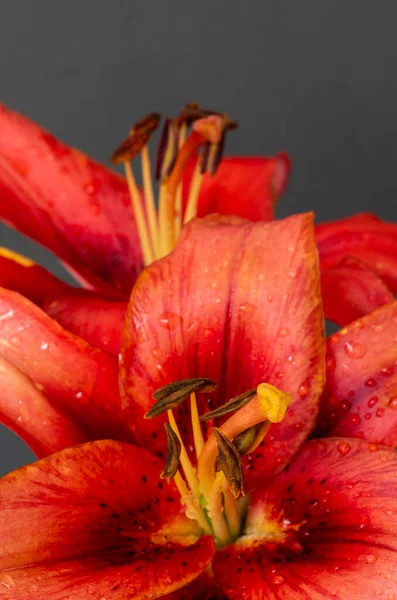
[173,470,189,497]
[0,247,35,267]
[174,123,187,238]
[190,393,205,458]
[158,183,173,259]
[184,160,203,224]
[207,472,233,547]
[124,161,154,266]
[167,409,200,495]
[141,146,159,258]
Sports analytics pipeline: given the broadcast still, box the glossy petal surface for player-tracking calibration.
[122,213,325,486]
[0,287,129,442]
[316,213,397,293]
[163,573,228,599]
[214,438,397,600]
[0,103,142,296]
[0,440,214,599]
[0,247,71,307]
[45,296,126,356]
[321,256,394,326]
[316,301,397,445]
[0,354,88,458]
[183,154,290,222]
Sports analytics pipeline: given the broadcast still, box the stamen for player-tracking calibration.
[190,392,205,458]
[174,122,187,238]
[200,388,257,422]
[161,422,182,482]
[146,378,218,419]
[167,409,200,496]
[141,145,159,256]
[183,160,203,225]
[124,161,154,266]
[234,422,271,455]
[212,428,244,499]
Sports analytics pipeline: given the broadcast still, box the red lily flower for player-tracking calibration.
[0,211,397,599]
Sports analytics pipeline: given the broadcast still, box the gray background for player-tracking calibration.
[0,0,396,475]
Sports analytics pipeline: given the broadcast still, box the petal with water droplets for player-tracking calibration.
[0,287,130,443]
[316,300,397,446]
[0,440,214,599]
[213,438,397,599]
[121,213,325,487]
[0,102,142,297]
[321,256,394,326]
[44,296,127,356]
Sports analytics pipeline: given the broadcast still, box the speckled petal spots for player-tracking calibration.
[0,440,214,599]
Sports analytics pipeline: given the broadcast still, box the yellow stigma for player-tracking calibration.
[256,382,292,423]
[111,105,237,267]
[147,379,291,548]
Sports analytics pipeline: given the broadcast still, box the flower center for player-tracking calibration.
[145,379,292,547]
[111,104,238,266]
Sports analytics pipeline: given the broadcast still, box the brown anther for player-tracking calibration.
[234,422,269,455]
[200,389,257,422]
[111,112,161,164]
[213,428,244,498]
[155,117,179,180]
[129,112,161,137]
[193,115,224,144]
[111,132,149,164]
[161,423,181,482]
[145,378,218,419]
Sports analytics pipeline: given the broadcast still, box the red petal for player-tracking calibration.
[0,354,88,457]
[0,102,142,296]
[0,247,71,307]
[182,153,291,222]
[121,213,325,486]
[44,296,126,356]
[163,573,228,599]
[321,256,394,326]
[316,212,397,293]
[0,287,130,444]
[316,300,397,445]
[0,440,214,598]
[213,438,397,599]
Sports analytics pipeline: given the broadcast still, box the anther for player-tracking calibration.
[161,423,182,482]
[200,389,257,422]
[111,112,161,164]
[155,118,179,181]
[213,428,244,499]
[145,378,218,419]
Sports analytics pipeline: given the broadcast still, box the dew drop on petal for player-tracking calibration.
[278,326,291,337]
[271,575,284,585]
[159,312,181,330]
[337,441,351,456]
[366,554,377,564]
[388,396,397,410]
[298,378,311,399]
[368,396,379,408]
[365,378,377,388]
[344,342,368,359]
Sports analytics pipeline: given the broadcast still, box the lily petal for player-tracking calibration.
[0,440,215,599]
[162,573,228,599]
[44,296,127,356]
[0,354,88,458]
[316,301,397,446]
[321,256,394,326]
[316,213,397,293]
[0,103,142,296]
[0,287,130,444]
[213,438,397,599]
[182,153,291,221]
[121,213,325,486]
[0,247,72,307]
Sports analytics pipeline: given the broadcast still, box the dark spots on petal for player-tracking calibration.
[287,484,293,493]
[112,513,120,519]
[158,481,163,489]
[166,496,175,503]
[319,478,327,485]
[182,561,188,566]
[141,475,147,483]
[99,503,107,508]
[284,464,290,473]
[307,478,314,484]
[300,465,306,473]
[308,499,318,506]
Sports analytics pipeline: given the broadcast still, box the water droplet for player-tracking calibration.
[238,303,256,315]
[159,312,181,330]
[278,326,290,337]
[344,342,367,359]
[368,396,379,408]
[10,335,20,346]
[349,413,361,425]
[360,515,370,529]
[366,554,377,564]
[275,371,284,379]
[376,407,385,418]
[368,443,379,452]
[298,378,311,398]
[381,367,394,377]
[40,341,48,350]
[340,400,351,412]
[365,378,377,388]
[152,347,163,359]
[84,179,101,196]
[388,396,397,410]
[271,575,284,585]
[337,441,351,455]
[0,309,14,322]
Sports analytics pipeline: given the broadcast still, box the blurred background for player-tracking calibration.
[0,0,396,474]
